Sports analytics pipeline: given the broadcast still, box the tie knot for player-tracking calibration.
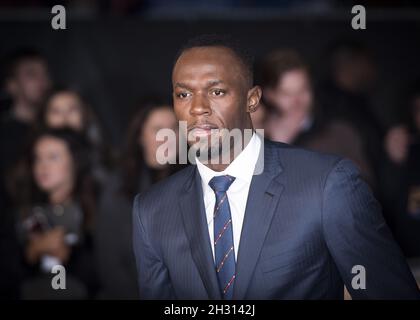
[209,175,236,193]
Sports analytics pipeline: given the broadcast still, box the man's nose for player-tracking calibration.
[190,93,211,116]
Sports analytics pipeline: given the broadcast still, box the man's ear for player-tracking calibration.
[247,85,262,113]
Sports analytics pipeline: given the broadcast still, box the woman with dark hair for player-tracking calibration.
[120,98,179,197]
[37,86,112,184]
[257,48,375,187]
[14,128,99,299]
[95,97,180,299]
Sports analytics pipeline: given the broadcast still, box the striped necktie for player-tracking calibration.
[209,175,236,299]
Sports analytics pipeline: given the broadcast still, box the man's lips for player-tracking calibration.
[188,123,219,136]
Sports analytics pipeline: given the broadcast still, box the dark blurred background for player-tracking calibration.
[0,0,419,143]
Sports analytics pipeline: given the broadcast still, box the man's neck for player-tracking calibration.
[204,129,254,172]
[206,161,230,172]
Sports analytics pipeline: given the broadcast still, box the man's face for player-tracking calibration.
[172,46,260,158]
[8,59,51,106]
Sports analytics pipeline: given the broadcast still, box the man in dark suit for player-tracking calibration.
[132,35,420,299]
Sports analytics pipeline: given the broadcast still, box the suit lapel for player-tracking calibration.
[179,168,222,300]
[233,141,285,300]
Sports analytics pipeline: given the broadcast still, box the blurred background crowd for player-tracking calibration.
[1,0,420,299]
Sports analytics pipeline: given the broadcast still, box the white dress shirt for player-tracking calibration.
[195,133,262,262]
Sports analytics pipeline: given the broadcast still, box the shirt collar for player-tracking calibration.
[195,132,261,187]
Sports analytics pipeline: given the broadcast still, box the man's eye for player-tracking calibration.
[212,89,225,96]
[177,92,191,99]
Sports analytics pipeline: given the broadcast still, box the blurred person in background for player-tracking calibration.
[382,80,420,257]
[317,39,386,191]
[37,86,112,184]
[95,97,181,299]
[0,48,51,175]
[0,48,51,299]
[258,49,374,185]
[317,39,416,230]
[259,49,314,143]
[318,39,380,132]
[9,128,99,299]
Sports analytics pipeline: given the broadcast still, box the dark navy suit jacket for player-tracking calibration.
[132,140,420,299]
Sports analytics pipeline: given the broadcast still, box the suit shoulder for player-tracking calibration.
[265,139,344,174]
[133,165,194,213]
[264,140,365,195]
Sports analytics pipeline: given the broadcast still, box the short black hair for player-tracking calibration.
[174,34,254,88]
[2,48,46,82]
